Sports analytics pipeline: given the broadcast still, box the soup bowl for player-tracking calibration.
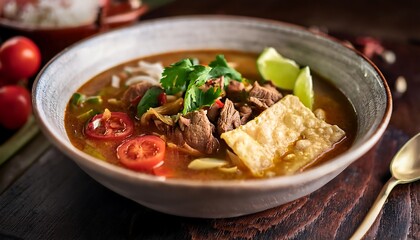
[33,16,392,218]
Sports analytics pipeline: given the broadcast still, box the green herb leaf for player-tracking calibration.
[209,54,230,68]
[137,87,164,117]
[189,65,211,86]
[159,55,241,115]
[209,55,242,82]
[160,59,194,94]
[183,85,222,114]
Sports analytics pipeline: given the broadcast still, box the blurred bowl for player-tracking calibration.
[0,1,148,62]
[33,16,392,218]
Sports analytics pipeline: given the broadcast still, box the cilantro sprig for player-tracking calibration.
[183,85,222,115]
[160,55,242,114]
[208,55,242,85]
[160,59,194,95]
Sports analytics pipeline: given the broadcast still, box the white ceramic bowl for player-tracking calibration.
[33,16,392,218]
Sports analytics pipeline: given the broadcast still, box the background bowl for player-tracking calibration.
[0,2,148,62]
[33,16,392,218]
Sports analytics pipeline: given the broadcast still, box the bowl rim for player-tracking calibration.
[33,15,393,189]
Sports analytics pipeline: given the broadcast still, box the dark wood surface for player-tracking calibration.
[1,1,420,239]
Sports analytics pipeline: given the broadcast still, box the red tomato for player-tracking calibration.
[0,36,41,79]
[117,135,166,171]
[85,112,134,140]
[0,85,32,129]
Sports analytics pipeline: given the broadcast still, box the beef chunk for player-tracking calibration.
[228,80,244,92]
[154,119,184,145]
[207,103,221,123]
[226,80,246,102]
[121,82,153,107]
[154,110,220,154]
[248,81,282,112]
[217,99,241,135]
[238,104,253,125]
[154,119,203,156]
[178,110,220,154]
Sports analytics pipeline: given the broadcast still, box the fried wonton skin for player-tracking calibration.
[221,95,345,176]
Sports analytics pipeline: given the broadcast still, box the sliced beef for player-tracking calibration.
[178,110,220,154]
[217,99,241,135]
[248,81,282,112]
[121,81,153,108]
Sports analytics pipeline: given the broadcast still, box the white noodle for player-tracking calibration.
[124,66,141,74]
[138,61,164,80]
[111,75,120,88]
[124,61,164,81]
[125,75,160,86]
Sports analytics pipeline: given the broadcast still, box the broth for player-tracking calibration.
[64,50,357,180]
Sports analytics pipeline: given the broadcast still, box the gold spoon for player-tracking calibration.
[351,132,420,240]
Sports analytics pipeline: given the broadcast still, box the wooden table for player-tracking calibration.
[1,1,419,239]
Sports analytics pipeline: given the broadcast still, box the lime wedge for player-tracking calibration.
[257,47,300,90]
[293,66,314,109]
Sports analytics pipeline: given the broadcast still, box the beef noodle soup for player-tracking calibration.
[64,50,357,180]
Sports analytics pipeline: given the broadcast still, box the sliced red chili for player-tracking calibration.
[215,99,224,108]
[158,92,167,105]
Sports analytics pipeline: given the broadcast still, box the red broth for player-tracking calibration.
[64,50,357,180]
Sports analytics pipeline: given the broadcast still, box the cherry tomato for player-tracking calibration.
[0,36,41,79]
[85,112,134,140]
[117,135,166,171]
[0,85,32,129]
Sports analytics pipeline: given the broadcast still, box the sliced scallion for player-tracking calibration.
[70,92,85,107]
[77,109,98,121]
[85,96,103,105]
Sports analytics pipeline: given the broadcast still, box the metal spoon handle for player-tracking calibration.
[350,177,400,240]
